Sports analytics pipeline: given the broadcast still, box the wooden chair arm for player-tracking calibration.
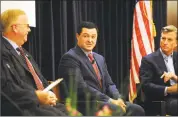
[48,81,60,101]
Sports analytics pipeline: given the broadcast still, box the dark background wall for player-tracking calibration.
[24,0,166,99]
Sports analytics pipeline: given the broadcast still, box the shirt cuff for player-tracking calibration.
[108,98,112,103]
[164,87,168,96]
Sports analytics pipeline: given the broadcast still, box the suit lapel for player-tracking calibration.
[93,54,105,87]
[156,50,178,75]
[85,55,103,88]
[2,38,30,72]
[11,49,30,72]
[24,50,42,77]
[155,50,168,73]
[75,46,102,86]
[173,52,178,75]
[156,50,171,85]
[93,54,104,79]
[85,59,98,78]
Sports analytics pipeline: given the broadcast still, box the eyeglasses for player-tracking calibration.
[11,24,30,28]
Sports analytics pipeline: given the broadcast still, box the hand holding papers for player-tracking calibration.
[160,72,178,83]
[43,78,63,92]
[160,72,166,79]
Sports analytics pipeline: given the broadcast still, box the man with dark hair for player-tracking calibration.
[58,21,145,116]
[140,25,178,116]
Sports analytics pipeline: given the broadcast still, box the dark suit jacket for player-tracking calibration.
[140,49,178,101]
[1,37,66,116]
[58,46,122,104]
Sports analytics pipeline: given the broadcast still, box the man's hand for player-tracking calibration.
[47,91,58,106]
[172,84,178,93]
[167,84,178,94]
[163,72,178,83]
[110,98,126,112]
[35,90,58,106]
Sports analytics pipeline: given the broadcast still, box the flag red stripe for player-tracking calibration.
[129,1,154,103]
[139,2,153,51]
[130,63,136,92]
[134,10,147,57]
[132,44,139,76]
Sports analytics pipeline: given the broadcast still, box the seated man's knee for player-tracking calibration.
[125,102,145,116]
[166,98,178,116]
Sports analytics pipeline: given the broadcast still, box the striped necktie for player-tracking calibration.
[88,53,102,88]
[17,47,44,90]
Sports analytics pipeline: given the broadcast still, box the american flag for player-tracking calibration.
[129,0,156,103]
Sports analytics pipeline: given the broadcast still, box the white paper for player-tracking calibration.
[43,78,63,92]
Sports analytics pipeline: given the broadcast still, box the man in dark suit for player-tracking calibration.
[140,25,178,116]
[1,9,68,116]
[58,21,145,116]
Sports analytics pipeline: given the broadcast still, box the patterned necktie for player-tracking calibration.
[17,47,44,90]
[88,53,102,88]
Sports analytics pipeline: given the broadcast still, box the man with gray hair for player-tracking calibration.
[140,25,178,115]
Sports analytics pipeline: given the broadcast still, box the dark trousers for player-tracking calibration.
[166,97,178,116]
[77,101,145,116]
[97,101,145,116]
[26,103,68,116]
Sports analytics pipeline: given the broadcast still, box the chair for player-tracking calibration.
[135,85,166,116]
[144,100,166,116]
[1,91,23,116]
[48,81,61,101]
[48,79,68,103]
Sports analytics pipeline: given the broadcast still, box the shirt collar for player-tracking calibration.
[80,48,93,57]
[160,48,173,60]
[3,36,21,54]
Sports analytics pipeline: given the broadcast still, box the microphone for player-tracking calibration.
[91,60,95,64]
[25,54,30,59]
